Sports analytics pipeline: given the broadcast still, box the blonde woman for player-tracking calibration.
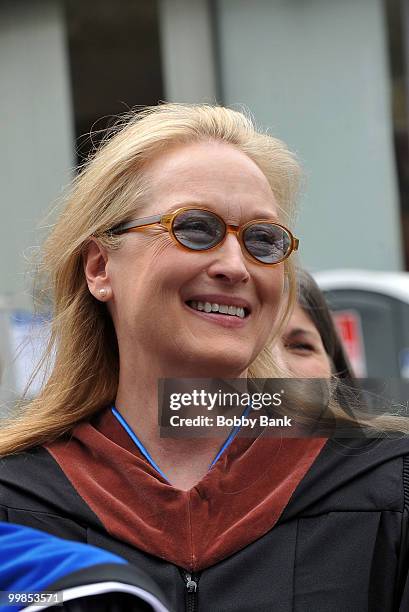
[0,104,409,611]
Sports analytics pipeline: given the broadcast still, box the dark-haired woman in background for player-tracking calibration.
[275,268,355,381]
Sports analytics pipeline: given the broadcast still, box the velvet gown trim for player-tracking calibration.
[46,408,327,571]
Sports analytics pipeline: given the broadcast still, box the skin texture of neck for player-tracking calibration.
[115,354,248,491]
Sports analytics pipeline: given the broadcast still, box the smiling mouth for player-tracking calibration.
[185,300,249,319]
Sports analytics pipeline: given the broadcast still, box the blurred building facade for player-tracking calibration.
[1,0,409,307]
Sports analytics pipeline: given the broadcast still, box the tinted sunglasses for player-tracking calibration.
[111,207,299,265]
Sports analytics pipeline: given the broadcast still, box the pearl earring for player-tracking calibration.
[99,288,108,298]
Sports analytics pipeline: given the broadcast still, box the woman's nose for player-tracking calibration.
[204,234,250,284]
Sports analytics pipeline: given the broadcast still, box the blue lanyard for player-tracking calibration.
[209,402,252,467]
[111,403,252,482]
[111,406,169,482]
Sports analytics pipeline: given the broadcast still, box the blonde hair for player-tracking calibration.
[0,103,302,455]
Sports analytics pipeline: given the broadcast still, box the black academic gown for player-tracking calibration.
[1,423,409,611]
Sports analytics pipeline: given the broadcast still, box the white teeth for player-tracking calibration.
[188,301,247,318]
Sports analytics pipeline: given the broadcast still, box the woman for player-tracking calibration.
[1,104,409,612]
[275,268,355,380]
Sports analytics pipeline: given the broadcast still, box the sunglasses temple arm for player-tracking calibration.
[112,215,163,234]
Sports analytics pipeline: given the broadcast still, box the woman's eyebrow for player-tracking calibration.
[160,203,279,221]
[250,209,279,220]
[285,329,316,339]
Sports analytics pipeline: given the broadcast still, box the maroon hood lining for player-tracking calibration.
[46,408,327,571]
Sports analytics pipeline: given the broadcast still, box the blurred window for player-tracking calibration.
[64,0,164,161]
[385,0,409,269]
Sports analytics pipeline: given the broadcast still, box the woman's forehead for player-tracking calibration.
[139,141,278,220]
[285,305,323,339]
[143,140,272,187]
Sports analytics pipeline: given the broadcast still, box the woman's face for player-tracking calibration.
[276,303,332,378]
[93,140,286,377]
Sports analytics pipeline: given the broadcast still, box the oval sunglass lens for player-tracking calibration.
[243,223,291,263]
[172,210,225,250]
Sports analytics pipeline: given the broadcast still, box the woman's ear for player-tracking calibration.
[83,238,112,301]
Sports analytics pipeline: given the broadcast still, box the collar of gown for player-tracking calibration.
[46,408,327,571]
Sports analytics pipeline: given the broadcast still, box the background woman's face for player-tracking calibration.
[277,303,332,378]
[105,140,286,376]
